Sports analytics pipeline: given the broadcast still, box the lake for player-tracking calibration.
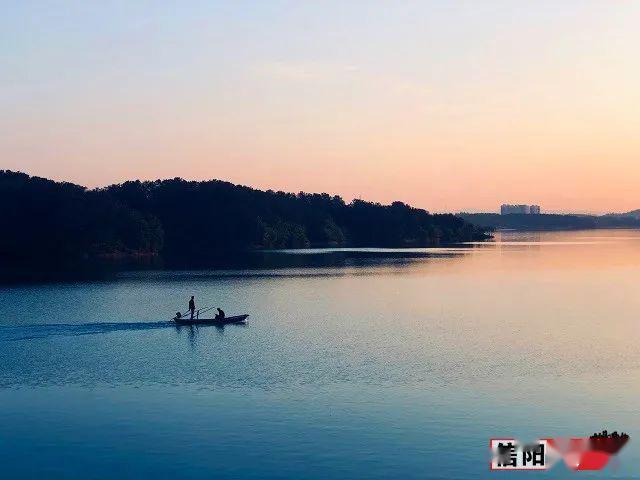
[1,229,639,478]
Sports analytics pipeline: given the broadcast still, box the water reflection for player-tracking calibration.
[1,248,470,284]
[172,321,248,348]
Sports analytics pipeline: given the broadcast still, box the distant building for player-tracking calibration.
[501,204,529,215]
[501,204,541,215]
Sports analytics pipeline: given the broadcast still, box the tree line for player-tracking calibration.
[0,170,490,265]
[458,212,640,230]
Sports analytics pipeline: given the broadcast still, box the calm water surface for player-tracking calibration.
[1,230,639,478]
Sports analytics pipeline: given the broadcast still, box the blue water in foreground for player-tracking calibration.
[1,230,639,478]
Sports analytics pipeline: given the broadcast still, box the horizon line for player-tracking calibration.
[3,168,632,217]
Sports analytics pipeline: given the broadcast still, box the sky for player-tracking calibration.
[1,1,639,213]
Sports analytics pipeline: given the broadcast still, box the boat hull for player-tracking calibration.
[173,314,249,326]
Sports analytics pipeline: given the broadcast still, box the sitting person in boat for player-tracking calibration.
[188,296,195,319]
[215,307,225,320]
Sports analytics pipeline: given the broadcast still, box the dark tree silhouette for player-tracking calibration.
[458,212,640,230]
[0,170,490,267]
[0,171,162,264]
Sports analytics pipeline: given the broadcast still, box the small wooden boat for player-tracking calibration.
[173,314,249,326]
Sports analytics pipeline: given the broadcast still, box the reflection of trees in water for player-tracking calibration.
[1,248,472,283]
[252,250,463,269]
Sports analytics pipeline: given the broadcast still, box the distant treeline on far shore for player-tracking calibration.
[0,170,490,266]
[458,212,640,230]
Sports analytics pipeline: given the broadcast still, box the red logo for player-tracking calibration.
[490,430,629,471]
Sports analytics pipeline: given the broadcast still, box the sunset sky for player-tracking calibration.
[2,1,639,213]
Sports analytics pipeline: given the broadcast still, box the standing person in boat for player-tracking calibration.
[216,307,225,320]
[188,296,196,319]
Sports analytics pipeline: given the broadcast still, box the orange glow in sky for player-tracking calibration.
[2,2,640,213]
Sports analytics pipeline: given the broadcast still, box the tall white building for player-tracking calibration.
[500,204,541,215]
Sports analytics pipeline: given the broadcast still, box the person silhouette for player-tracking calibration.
[188,296,195,319]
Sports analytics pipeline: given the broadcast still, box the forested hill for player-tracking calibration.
[458,212,640,230]
[0,170,490,264]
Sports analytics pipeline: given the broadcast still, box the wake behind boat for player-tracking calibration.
[173,314,249,326]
